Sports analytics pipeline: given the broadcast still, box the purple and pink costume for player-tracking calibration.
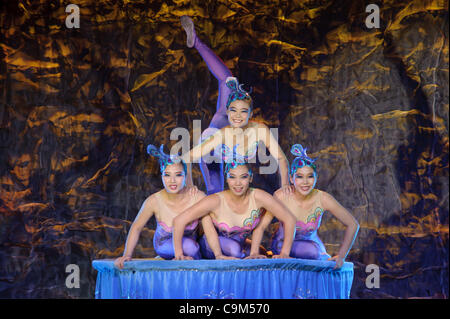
[152,191,201,260]
[199,189,263,258]
[271,190,330,260]
[153,221,201,260]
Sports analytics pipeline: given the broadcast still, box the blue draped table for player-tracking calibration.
[92,258,354,299]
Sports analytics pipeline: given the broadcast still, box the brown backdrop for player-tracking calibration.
[0,0,448,298]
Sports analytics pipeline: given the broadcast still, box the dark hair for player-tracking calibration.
[225,162,253,177]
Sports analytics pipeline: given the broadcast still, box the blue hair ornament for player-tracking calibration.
[147,144,187,174]
[222,143,257,177]
[289,144,317,176]
[225,77,252,109]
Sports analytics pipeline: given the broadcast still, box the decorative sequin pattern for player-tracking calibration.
[204,289,235,299]
[293,288,317,299]
[213,208,262,240]
[295,207,324,239]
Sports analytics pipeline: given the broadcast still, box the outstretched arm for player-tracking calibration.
[115,196,155,269]
[172,194,221,260]
[259,125,292,194]
[254,189,296,258]
[321,192,359,269]
[181,129,224,170]
[181,129,225,188]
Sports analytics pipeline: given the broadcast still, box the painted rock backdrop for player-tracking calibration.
[0,0,448,298]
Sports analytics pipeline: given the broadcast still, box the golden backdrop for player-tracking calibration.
[0,0,448,298]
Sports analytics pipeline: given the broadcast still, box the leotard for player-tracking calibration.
[200,188,265,258]
[153,190,201,259]
[271,189,330,260]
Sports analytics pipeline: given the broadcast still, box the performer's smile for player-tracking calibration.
[227,100,252,128]
[226,166,252,196]
[162,163,186,194]
[292,166,316,197]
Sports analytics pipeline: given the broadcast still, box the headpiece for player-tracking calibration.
[147,144,187,174]
[225,77,253,109]
[289,144,317,176]
[222,143,257,177]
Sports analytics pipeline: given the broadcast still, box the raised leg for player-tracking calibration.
[181,16,233,194]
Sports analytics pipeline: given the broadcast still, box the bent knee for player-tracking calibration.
[221,239,244,258]
[297,250,319,260]
[155,246,174,260]
[292,241,320,259]
[182,238,200,257]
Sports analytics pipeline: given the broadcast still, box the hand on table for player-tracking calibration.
[272,253,292,259]
[173,254,194,260]
[215,254,239,260]
[114,256,132,269]
[244,254,267,259]
[328,255,344,269]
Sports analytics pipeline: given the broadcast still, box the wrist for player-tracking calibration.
[174,248,183,257]
[249,250,259,256]
[336,253,345,260]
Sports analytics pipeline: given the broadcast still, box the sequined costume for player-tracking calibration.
[153,190,201,259]
[271,190,330,260]
[200,188,264,258]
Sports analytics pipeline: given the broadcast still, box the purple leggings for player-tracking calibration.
[193,36,232,194]
[153,223,201,260]
[199,234,250,259]
[272,239,323,259]
[271,224,330,260]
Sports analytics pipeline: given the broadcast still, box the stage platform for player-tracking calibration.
[92,258,354,299]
